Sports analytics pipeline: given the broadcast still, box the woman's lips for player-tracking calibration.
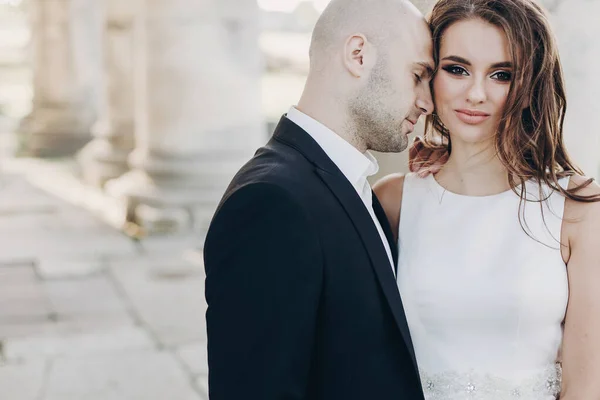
[455,109,490,125]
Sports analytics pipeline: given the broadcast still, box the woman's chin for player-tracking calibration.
[448,125,495,145]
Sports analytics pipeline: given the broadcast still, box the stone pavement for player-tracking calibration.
[0,159,209,399]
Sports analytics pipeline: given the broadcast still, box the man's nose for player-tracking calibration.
[416,87,434,116]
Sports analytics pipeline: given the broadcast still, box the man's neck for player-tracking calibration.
[295,101,367,153]
[297,79,368,153]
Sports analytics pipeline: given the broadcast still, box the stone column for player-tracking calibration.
[20,0,103,157]
[77,0,136,187]
[105,0,265,234]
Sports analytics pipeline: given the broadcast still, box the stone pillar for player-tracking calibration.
[371,0,438,183]
[542,0,600,179]
[105,0,265,234]
[77,0,136,187]
[20,0,103,157]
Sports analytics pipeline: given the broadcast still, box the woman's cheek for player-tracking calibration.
[485,88,507,127]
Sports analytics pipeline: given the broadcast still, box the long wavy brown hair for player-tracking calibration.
[424,0,600,210]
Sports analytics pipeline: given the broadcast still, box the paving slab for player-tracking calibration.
[0,265,51,323]
[42,275,127,316]
[0,159,208,398]
[0,359,47,400]
[42,350,203,400]
[110,264,206,347]
[4,326,155,361]
[175,341,208,377]
[0,231,137,265]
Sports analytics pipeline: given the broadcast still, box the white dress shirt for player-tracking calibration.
[286,107,395,274]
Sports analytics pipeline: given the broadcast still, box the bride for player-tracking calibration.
[375,0,600,398]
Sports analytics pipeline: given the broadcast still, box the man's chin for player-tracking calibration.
[370,134,408,153]
[396,138,409,153]
[394,131,410,152]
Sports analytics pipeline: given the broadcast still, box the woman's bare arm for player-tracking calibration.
[560,175,600,399]
[373,173,405,243]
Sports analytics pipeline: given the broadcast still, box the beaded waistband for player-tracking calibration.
[421,364,561,399]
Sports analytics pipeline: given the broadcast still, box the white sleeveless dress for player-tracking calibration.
[398,173,570,400]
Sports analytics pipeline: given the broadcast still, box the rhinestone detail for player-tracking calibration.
[421,364,561,399]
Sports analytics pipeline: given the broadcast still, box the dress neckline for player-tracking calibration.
[428,173,517,200]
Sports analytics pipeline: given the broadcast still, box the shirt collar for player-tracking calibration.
[286,106,379,187]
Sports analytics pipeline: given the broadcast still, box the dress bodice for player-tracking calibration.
[397,174,569,399]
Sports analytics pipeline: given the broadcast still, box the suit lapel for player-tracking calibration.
[316,169,418,374]
[272,115,418,374]
[372,192,399,269]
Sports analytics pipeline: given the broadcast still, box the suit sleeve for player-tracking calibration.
[204,182,323,400]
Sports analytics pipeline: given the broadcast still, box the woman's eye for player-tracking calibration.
[492,71,512,82]
[442,65,468,76]
[414,73,422,83]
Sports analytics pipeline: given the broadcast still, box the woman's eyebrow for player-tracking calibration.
[441,55,513,69]
[441,55,471,65]
[490,61,513,69]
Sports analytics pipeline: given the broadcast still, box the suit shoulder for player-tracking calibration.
[206,180,317,248]
[219,181,302,214]
[224,146,316,202]
[235,141,312,179]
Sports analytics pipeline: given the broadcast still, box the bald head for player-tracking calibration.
[297,0,433,154]
[309,0,424,68]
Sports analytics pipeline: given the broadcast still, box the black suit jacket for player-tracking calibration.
[204,116,423,400]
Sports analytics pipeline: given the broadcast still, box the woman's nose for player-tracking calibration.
[466,79,487,104]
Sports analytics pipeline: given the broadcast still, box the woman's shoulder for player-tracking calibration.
[564,174,600,211]
[373,172,409,209]
[566,174,600,192]
[563,175,600,251]
[373,173,413,237]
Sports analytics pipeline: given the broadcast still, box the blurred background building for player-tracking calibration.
[0,0,598,238]
[0,0,598,398]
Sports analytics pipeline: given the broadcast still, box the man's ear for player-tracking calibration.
[343,33,375,78]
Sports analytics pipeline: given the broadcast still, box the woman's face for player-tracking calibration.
[433,18,513,145]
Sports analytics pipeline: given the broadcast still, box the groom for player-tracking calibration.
[204,0,434,398]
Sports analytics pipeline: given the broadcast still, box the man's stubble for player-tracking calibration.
[347,58,409,154]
